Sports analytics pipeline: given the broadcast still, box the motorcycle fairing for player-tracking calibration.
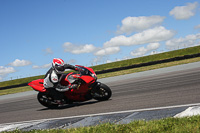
[28,79,46,92]
[63,72,95,84]
[60,73,73,86]
[64,83,92,101]
[75,65,96,75]
[80,75,95,83]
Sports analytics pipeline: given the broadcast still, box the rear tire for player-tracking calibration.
[92,83,112,101]
[37,92,59,109]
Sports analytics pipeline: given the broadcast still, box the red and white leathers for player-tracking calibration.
[44,58,79,92]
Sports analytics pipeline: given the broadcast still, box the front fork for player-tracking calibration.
[89,81,101,91]
[88,81,102,98]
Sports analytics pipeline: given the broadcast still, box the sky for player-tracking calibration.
[0,0,200,81]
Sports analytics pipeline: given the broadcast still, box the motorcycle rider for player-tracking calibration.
[43,58,80,103]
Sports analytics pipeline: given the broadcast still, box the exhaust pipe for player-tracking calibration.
[40,98,57,104]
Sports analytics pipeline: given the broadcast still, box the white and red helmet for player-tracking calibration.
[52,58,65,74]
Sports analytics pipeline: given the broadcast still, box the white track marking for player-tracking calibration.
[174,106,200,118]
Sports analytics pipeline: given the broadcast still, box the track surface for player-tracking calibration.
[0,63,200,124]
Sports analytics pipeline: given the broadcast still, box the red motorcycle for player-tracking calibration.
[28,65,112,108]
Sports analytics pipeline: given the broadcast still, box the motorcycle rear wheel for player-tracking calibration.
[37,92,59,109]
[92,83,112,101]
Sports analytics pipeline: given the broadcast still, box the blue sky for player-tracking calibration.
[0,0,200,81]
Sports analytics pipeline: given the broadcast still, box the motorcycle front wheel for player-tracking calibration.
[37,92,59,109]
[92,83,112,101]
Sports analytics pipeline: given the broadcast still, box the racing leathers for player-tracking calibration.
[43,64,79,101]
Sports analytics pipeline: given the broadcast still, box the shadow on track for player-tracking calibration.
[37,100,101,111]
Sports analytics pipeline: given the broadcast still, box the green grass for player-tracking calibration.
[0,86,33,96]
[91,45,200,71]
[0,75,44,88]
[3,115,200,133]
[97,56,200,79]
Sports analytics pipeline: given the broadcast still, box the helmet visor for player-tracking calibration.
[55,64,65,72]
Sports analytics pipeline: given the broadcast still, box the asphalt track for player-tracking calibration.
[0,62,200,125]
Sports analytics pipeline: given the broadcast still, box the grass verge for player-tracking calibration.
[0,86,32,96]
[3,115,200,133]
[1,56,200,96]
[97,56,200,79]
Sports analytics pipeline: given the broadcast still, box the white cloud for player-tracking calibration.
[106,60,113,63]
[32,63,51,69]
[94,47,120,56]
[150,50,166,55]
[117,16,165,34]
[104,26,175,47]
[8,59,32,67]
[194,24,200,29]
[131,47,147,56]
[166,33,200,49]
[147,42,160,50]
[63,42,96,54]
[92,56,103,64]
[44,48,53,55]
[0,66,16,76]
[66,59,76,64]
[131,43,160,57]
[169,2,198,20]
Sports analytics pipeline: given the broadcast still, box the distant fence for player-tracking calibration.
[95,53,200,74]
[1,53,200,90]
[0,83,28,90]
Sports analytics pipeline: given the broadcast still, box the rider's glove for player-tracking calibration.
[75,67,83,71]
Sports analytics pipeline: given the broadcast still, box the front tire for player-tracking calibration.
[92,83,112,101]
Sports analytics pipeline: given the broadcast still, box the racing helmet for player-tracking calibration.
[52,58,65,74]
